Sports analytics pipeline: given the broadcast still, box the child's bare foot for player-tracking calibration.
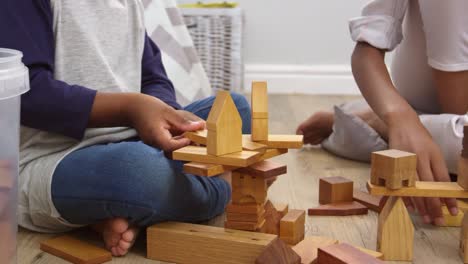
[296,111,334,145]
[92,218,139,257]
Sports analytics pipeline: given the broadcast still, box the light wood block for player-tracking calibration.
[280,210,306,245]
[258,135,304,149]
[308,202,368,216]
[237,160,287,179]
[319,177,354,205]
[353,190,384,213]
[206,91,243,156]
[255,238,301,264]
[232,172,268,205]
[183,129,208,145]
[147,222,276,264]
[458,157,468,190]
[441,205,464,227]
[242,136,268,152]
[317,243,384,264]
[251,81,269,142]
[367,180,468,198]
[40,235,112,264]
[252,119,269,142]
[355,246,383,260]
[377,197,414,261]
[173,146,261,167]
[370,149,417,189]
[292,236,338,264]
[184,129,267,152]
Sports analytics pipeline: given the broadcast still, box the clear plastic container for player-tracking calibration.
[0,48,30,263]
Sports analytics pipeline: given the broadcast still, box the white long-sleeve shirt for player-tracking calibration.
[349,0,468,114]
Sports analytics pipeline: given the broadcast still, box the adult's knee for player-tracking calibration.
[230,92,252,134]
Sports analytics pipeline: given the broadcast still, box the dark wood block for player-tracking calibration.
[308,202,368,216]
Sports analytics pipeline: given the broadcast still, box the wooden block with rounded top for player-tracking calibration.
[370,149,417,189]
[280,210,306,245]
[317,243,384,264]
[252,119,269,142]
[292,236,338,264]
[40,235,112,264]
[319,177,353,205]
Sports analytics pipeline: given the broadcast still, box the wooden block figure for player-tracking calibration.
[377,196,414,261]
[251,81,269,141]
[458,156,468,190]
[319,176,353,205]
[280,209,305,245]
[231,172,268,204]
[461,214,468,263]
[371,149,417,190]
[206,90,243,156]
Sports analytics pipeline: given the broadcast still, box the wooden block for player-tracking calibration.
[292,236,338,264]
[280,210,306,245]
[255,238,301,264]
[274,203,289,218]
[317,243,384,264]
[258,135,304,149]
[355,247,383,260]
[370,149,417,190]
[377,197,414,261]
[225,219,266,232]
[260,148,288,159]
[263,201,283,235]
[308,202,368,216]
[184,129,268,153]
[367,180,468,198]
[251,81,269,142]
[242,136,268,152]
[352,190,384,213]
[226,209,266,223]
[184,129,207,145]
[459,200,468,211]
[173,146,261,167]
[440,205,464,227]
[148,222,276,264]
[319,177,354,205]
[252,118,269,142]
[232,172,268,205]
[40,235,112,264]
[461,214,468,263]
[183,162,236,177]
[226,203,264,214]
[458,157,468,190]
[237,160,287,179]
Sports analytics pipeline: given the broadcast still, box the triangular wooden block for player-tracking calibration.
[255,238,301,264]
[317,243,383,264]
[377,197,414,261]
[352,190,384,213]
[263,200,283,235]
[292,236,338,264]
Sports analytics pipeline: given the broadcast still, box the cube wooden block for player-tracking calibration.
[371,150,417,190]
[232,172,268,205]
[280,210,305,245]
[319,177,353,205]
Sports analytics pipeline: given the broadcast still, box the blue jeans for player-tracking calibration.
[51,93,251,227]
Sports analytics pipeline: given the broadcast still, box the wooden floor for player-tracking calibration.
[18,95,461,264]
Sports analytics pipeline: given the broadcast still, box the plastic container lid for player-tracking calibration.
[0,48,30,100]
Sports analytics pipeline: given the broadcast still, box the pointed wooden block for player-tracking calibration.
[280,210,306,245]
[263,201,283,235]
[256,238,301,264]
[319,177,354,205]
[251,81,269,142]
[317,243,384,264]
[377,197,414,261]
[370,149,417,190]
[173,146,262,167]
[292,236,338,264]
[147,222,277,264]
[308,202,368,216]
[367,180,468,198]
[237,160,287,179]
[40,236,112,264]
[458,157,468,190]
[353,190,384,213]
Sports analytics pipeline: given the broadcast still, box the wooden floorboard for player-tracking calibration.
[18,95,462,264]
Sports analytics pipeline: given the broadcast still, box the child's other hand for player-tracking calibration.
[387,113,458,226]
[129,95,205,151]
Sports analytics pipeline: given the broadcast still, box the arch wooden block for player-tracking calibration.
[371,149,417,189]
[231,172,268,205]
[377,197,414,261]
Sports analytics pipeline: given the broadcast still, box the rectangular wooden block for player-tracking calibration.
[319,177,354,205]
[183,162,236,177]
[458,157,468,190]
[355,247,383,260]
[252,118,269,142]
[226,209,266,223]
[317,243,384,264]
[367,180,468,198]
[353,190,384,213]
[292,236,338,264]
[237,160,287,179]
[308,202,368,216]
[258,135,304,149]
[184,129,208,145]
[40,235,112,264]
[225,219,266,232]
[370,149,417,190]
[226,203,264,214]
[173,146,262,167]
[441,205,464,227]
[280,210,306,245]
[147,222,277,264]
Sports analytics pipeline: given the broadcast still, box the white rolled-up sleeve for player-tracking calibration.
[349,0,408,51]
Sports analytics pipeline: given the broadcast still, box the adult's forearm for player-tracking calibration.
[432,69,468,115]
[351,42,419,125]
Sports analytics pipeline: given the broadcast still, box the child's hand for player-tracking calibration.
[170,110,205,136]
[129,95,205,151]
[387,114,458,225]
